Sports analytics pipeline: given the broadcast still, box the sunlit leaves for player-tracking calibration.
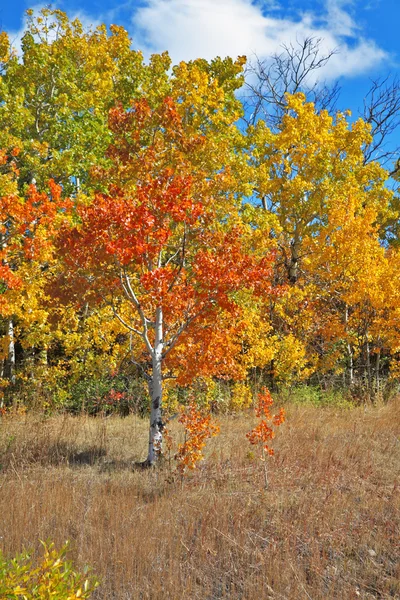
[174,401,220,474]
[247,388,285,456]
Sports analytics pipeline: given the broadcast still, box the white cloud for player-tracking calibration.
[324,0,358,37]
[129,0,388,80]
[6,0,388,82]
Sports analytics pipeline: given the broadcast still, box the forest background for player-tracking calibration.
[0,9,400,420]
[1,7,400,422]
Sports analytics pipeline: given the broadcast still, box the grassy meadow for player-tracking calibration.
[0,398,399,599]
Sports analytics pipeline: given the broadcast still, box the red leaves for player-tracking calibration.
[247,388,285,455]
[0,180,70,287]
[56,91,277,389]
[193,228,275,310]
[140,266,175,301]
[59,163,277,384]
[68,171,201,269]
[136,172,202,225]
[175,401,220,474]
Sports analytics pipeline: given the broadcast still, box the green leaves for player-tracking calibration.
[0,540,98,599]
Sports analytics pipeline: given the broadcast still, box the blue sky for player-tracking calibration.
[0,0,399,144]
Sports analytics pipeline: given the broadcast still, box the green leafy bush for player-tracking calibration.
[0,541,98,599]
[283,385,355,408]
[65,374,149,416]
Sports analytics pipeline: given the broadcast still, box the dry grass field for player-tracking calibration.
[0,398,399,599]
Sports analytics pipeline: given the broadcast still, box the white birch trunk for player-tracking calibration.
[375,350,380,395]
[0,231,16,384]
[7,318,16,385]
[366,339,372,396]
[146,307,164,466]
[347,344,354,386]
[288,231,300,284]
[344,306,354,386]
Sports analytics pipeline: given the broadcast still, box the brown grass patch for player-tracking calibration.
[0,399,399,599]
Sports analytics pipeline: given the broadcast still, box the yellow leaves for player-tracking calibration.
[0,31,10,63]
[162,380,181,415]
[0,335,9,360]
[0,7,398,405]
[241,203,281,248]
[252,94,382,225]
[243,90,400,382]
[13,584,28,596]
[272,333,312,383]
[0,541,98,599]
[237,308,275,370]
[230,382,253,411]
[171,55,245,128]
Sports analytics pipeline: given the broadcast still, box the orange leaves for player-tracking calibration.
[174,401,220,474]
[139,266,177,303]
[0,263,22,292]
[0,178,75,334]
[247,388,285,456]
[135,172,202,225]
[68,171,202,270]
[102,91,217,231]
[106,96,203,187]
[0,180,71,308]
[60,145,275,384]
[0,147,20,165]
[0,150,7,166]
[57,83,278,413]
[194,228,274,299]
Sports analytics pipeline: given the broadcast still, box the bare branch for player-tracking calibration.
[243,37,340,129]
[163,304,210,358]
[361,76,400,170]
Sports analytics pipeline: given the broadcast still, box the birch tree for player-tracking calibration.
[51,53,273,463]
[58,94,273,464]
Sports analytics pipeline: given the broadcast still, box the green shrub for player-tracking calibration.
[65,374,149,416]
[0,541,98,599]
[283,385,355,408]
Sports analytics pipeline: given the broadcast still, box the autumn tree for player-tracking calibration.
[244,37,400,170]
[54,52,274,463]
[0,8,173,194]
[244,93,395,388]
[0,9,180,389]
[0,180,71,386]
[1,7,399,407]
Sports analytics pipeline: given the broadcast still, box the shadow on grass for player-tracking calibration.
[64,446,107,466]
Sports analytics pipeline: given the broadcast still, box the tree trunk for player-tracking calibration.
[364,332,373,402]
[375,349,381,396]
[347,343,354,387]
[146,307,164,466]
[344,306,354,387]
[288,231,300,284]
[7,318,16,385]
[269,359,277,392]
[366,339,372,397]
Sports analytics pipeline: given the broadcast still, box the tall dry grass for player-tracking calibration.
[0,399,399,599]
